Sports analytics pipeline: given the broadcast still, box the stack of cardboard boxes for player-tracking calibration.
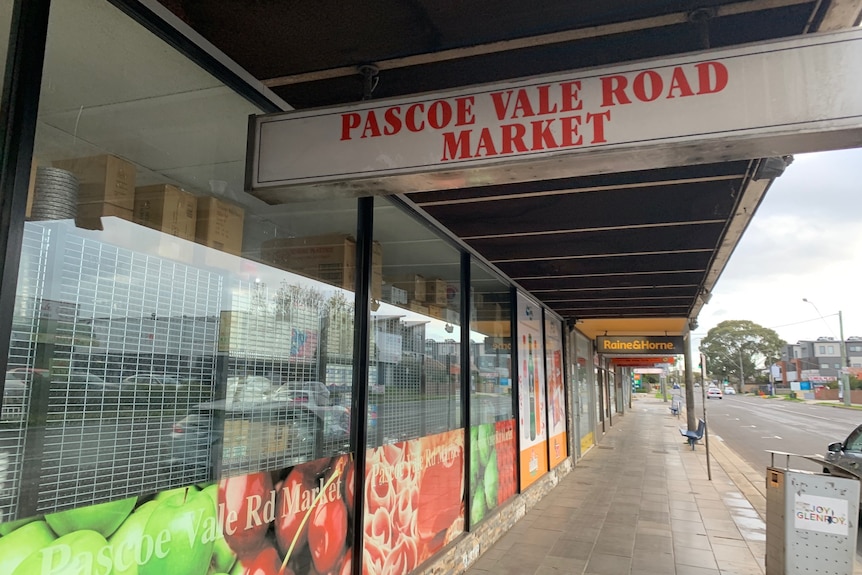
[260,233,383,299]
[45,154,244,257]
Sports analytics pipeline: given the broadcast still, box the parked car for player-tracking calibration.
[122,373,181,386]
[706,386,723,399]
[823,424,862,478]
[723,386,736,395]
[170,379,349,469]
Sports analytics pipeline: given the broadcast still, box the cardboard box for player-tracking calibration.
[408,301,429,315]
[427,304,444,319]
[53,154,136,210]
[76,202,133,231]
[195,196,244,256]
[392,274,426,302]
[260,234,382,299]
[382,284,408,305]
[426,278,448,305]
[134,184,198,241]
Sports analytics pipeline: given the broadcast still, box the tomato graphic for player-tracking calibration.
[220,472,274,559]
[308,493,348,573]
[243,545,292,575]
[275,467,312,556]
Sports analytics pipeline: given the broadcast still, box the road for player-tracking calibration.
[687,392,861,475]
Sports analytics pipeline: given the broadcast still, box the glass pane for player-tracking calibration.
[363,196,464,571]
[575,331,594,453]
[544,315,567,467]
[3,0,358,539]
[468,261,515,525]
[0,1,11,98]
[515,292,548,490]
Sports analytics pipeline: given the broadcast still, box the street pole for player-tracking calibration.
[840,310,851,407]
[738,348,745,393]
[700,353,712,481]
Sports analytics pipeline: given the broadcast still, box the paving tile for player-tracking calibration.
[583,552,632,575]
[631,549,675,572]
[675,565,721,575]
[676,546,719,570]
[534,556,588,575]
[549,538,594,560]
[634,533,673,554]
[673,532,712,551]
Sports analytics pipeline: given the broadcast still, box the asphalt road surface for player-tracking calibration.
[687,392,862,475]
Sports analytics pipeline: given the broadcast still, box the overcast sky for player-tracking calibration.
[690,148,862,357]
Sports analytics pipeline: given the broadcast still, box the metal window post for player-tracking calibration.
[840,310,851,406]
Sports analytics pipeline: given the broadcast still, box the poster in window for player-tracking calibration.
[516,293,548,490]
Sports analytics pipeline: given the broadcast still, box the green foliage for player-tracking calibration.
[699,320,786,385]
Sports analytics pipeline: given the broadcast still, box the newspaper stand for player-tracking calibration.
[765,451,859,575]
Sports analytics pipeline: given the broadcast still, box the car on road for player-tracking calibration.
[170,379,350,470]
[723,386,736,395]
[122,373,181,386]
[823,423,862,479]
[706,386,723,399]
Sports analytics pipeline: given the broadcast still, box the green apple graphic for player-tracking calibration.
[109,499,160,575]
[477,424,492,467]
[0,519,56,573]
[0,515,40,536]
[483,449,499,510]
[156,484,200,501]
[138,487,216,575]
[46,496,138,538]
[201,483,237,574]
[12,529,111,575]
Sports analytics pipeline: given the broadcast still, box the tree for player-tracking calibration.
[699,320,786,388]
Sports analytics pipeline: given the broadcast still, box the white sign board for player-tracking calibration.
[795,493,850,536]
[249,29,862,201]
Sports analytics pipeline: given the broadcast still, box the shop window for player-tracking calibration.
[0,2,10,98]
[468,262,515,524]
[575,331,595,454]
[363,197,464,573]
[544,315,567,468]
[4,0,358,534]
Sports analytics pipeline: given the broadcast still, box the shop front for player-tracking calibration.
[0,2,590,574]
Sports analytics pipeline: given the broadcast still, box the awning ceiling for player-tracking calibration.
[157,0,862,338]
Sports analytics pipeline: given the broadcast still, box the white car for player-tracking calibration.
[706,386,723,399]
[723,386,736,395]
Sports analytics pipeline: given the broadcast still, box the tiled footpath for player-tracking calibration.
[464,396,862,575]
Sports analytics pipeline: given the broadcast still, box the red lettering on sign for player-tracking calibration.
[512,90,535,118]
[341,113,361,140]
[601,75,631,107]
[633,70,662,102]
[501,123,528,154]
[383,107,402,135]
[454,96,476,126]
[490,91,514,121]
[406,103,425,132]
[428,101,452,130]
[696,61,728,94]
[361,111,381,138]
[475,127,498,157]
[537,85,559,115]
[441,130,471,161]
[560,81,583,113]
[667,68,694,98]
[560,115,583,147]
[530,119,557,151]
[586,110,610,144]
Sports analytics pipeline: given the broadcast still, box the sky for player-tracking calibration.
[690,148,862,358]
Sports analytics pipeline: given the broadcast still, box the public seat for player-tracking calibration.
[669,397,682,416]
[680,418,706,450]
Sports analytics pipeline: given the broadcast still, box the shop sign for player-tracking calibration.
[597,335,684,354]
[249,29,862,200]
[483,336,511,354]
[612,356,676,366]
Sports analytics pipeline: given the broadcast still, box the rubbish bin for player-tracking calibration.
[789,392,796,399]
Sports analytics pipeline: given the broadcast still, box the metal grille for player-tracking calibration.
[367,314,461,447]
[37,228,222,512]
[219,279,352,476]
[1,224,51,521]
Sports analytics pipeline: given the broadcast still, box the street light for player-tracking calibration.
[803,298,850,407]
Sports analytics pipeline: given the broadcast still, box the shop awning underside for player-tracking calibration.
[157,0,862,337]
